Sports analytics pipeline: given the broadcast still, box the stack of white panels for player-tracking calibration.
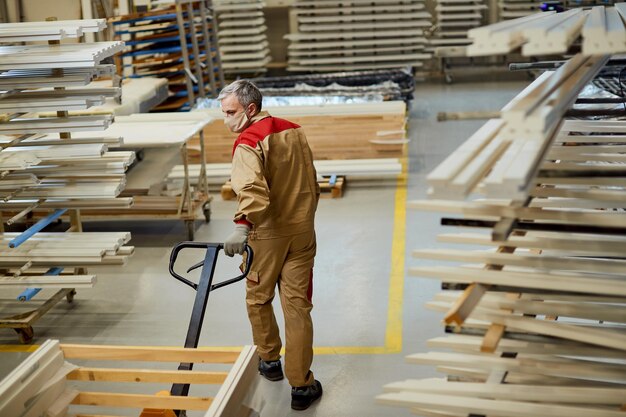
[430,0,487,48]
[215,0,271,74]
[286,0,432,72]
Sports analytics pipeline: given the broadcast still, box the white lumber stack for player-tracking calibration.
[467,4,626,56]
[0,20,134,298]
[378,14,626,417]
[430,0,486,49]
[0,42,125,70]
[0,65,115,89]
[499,0,546,20]
[427,53,609,200]
[167,158,403,186]
[286,0,432,72]
[0,19,107,42]
[214,0,271,74]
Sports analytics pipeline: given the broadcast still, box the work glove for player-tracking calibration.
[224,224,250,257]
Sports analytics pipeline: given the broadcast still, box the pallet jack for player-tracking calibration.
[140,242,253,417]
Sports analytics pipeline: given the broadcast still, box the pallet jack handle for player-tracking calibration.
[167,242,254,414]
[169,242,254,292]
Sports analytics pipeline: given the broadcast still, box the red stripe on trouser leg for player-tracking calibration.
[307,269,313,302]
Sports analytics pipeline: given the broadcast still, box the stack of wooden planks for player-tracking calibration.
[499,0,547,20]
[0,233,133,287]
[189,102,407,163]
[167,158,402,188]
[0,19,134,342]
[377,18,626,416]
[467,4,626,56]
[0,42,125,70]
[0,19,107,42]
[0,340,260,417]
[427,54,609,201]
[379,187,626,415]
[214,0,271,74]
[221,175,346,199]
[429,0,487,49]
[285,0,432,72]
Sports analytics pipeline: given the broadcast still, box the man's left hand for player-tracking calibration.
[224,224,250,257]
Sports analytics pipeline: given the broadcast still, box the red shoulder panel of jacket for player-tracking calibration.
[232,116,301,156]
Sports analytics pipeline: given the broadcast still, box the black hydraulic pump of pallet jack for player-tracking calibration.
[168,242,253,415]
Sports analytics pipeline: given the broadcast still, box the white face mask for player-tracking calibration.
[224,109,251,133]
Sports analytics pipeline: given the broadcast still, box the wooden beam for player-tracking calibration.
[377,391,625,417]
[426,334,625,358]
[383,378,626,404]
[205,345,258,417]
[60,344,241,363]
[437,232,626,256]
[407,352,626,381]
[71,392,212,411]
[410,265,626,296]
[66,368,228,384]
[413,248,626,276]
[472,309,626,351]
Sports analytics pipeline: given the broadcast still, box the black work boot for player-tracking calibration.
[291,379,322,410]
[258,359,284,381]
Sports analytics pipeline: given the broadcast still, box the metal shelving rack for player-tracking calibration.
[112,0,225,111]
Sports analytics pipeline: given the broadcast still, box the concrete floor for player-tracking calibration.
[0,79,528,416]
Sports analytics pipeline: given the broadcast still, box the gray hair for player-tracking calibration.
[217,80,262,113]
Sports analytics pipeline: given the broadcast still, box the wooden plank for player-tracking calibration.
[430,295,626,324]
[410,199,626,227]
[467,11,554,55]
[0,340,66,417]
[71,392,212,411]
[376,391,625,417]
[205,345,258,417]
[383,378,626,404]
[413,248,626,276]
[473,309,626,352]
[437,232,626,256]
[60,344,241,363]
[0,275,95,288]
[410,265,626,296]
[582,6,626,55]
[521,8,587,55]
[407,352,626,381]
[426,334,626,358]
[0,42,125,70]
[66,368,228,384]
[428,119,504,188]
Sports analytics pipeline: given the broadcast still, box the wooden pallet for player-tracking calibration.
[221,175,345,200]
[0,340,260,417]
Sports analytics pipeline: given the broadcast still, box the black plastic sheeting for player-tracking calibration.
[246,67,416,101]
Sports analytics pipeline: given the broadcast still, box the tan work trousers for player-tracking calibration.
[245,229,316,388]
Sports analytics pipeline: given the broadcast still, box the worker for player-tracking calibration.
[219,80,322,411]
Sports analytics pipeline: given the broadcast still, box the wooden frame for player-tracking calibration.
[0,341,260,417]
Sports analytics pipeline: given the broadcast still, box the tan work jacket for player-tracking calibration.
[231,111,320,239]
